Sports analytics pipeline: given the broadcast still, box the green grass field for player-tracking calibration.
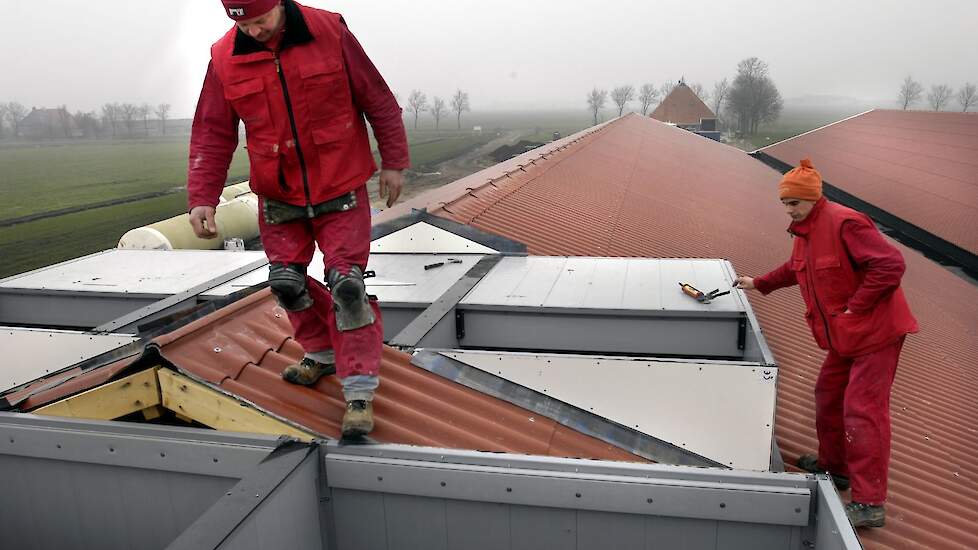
[0,138,251,222]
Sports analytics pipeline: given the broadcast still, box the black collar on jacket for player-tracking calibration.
[232,0,313,56]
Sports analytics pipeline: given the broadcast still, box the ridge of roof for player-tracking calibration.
[752,109,875,153]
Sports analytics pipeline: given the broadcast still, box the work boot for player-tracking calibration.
[797,454,850,491]
[341,400,374,438]
[281,357,336,386]
[845,502,885,528]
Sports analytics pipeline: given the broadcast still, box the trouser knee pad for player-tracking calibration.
[328,266,375,331]
[269,263,314,312]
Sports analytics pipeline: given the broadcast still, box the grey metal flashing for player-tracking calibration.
[390,255,502,349]
[370,209,528,254]
[752,151,978,279]
[93,257,269,333]
[815,476,863,550]
[0,412,279,478]
[411,349,725,468]
[721,260,777,366]
[166,439,319,550]
[323,447,811,527]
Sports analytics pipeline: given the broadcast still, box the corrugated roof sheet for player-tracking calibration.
[649,82,716,125]
[381,113,978,549]
[147,288,645,463]
[758,109,978,255]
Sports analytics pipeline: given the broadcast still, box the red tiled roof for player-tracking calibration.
[381,113,978,549]
[148,288,645,463]
[649,82,715,125]
[758,109,978,255]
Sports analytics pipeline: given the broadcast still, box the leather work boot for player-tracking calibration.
[341,400,374,438]
[845,502,885,528]
[281,357,336,386]
[797,454,851,491]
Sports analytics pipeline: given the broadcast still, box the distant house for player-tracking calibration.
[650,82,719,141]
[19,107,81,139]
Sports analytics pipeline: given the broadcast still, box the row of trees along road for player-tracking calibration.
[586,57,782,136]
[404,89,471,130]
[898,77,976,111]
[0,101,172,140]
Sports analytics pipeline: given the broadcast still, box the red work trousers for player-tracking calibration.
[258,185,383,379]
[814,336,905,505]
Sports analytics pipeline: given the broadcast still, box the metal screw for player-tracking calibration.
[214,347,222,353]
[647,498,653,503]
[795,507,802,513]
[441,482,447,487]
[575,493,582,498]
[506,488,512,493]
[719,503,726,508]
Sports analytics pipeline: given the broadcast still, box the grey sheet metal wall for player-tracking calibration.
[0,414,858,550]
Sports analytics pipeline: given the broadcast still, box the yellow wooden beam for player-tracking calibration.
[34,367,161,420]
[157,369,314,441]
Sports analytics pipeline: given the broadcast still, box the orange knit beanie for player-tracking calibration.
[778,159,823,201]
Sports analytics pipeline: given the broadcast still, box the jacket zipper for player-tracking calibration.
[806,240,834,349]
[273,54,314,216]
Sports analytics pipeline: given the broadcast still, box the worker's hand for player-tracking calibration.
[378,169,404,208]
[189,206,218,239]
[733,276,755,290]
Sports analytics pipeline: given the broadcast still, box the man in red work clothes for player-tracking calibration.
[187,0,409,438]
[734,159,917,528]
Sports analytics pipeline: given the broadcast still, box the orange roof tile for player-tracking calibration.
[380,113,978,549]
[758,110,978,256]
[650,82,715,125]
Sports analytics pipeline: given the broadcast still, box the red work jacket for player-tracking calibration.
[189,1,407,208]
[755,199,918,357]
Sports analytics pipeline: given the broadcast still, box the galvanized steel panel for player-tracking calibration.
[0,328,137,392]
[204,252,484,306]
[445,500,511,550]
[331,489,389,550]
[370,221,499,254]
[0,249,267,294]
[461,257,745,313]
[441,350,777,470]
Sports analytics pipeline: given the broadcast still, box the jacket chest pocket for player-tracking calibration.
[812,255,851,307]
[225,78,272,128]
[299,59,351,121]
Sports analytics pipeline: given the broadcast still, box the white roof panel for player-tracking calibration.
[460,257,745,313]
[0,327,137,393]
[205,252,484,304]
[370,222,498,254]
[442,349,776,470]
[0,249,267,295]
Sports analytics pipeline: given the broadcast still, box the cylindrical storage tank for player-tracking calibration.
[118,194,259,250]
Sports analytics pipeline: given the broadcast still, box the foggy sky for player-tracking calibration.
[7,0,977,118]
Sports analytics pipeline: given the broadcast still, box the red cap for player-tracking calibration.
[221,0,279,21]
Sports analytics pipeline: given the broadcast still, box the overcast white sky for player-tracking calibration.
[7,0,977,117]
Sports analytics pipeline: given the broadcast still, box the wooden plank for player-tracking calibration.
[157,369,314,441]
[140,405,164,421]
[34,367,161,420]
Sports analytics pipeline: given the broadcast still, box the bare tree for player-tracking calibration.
[610,85,635,117]
[898,76,923,110]
[74,110,98,138]
[586,88,608,125]
[430,96,447,129]
[139,103,152,134]
[0,103,8,139]
[155,103,172,135]
[958,83,977,112]
[406,90,428,130]
[55,105,73,138]
[450,89,470,130]
[727,57,783,135]
[102,103,119,137]
[638,83,658,116]
[660,81,678,98]
[119,103,139,137]
[6,101,28,138]
[926,84,952,111]
[689,82,709,104]
[711,78,730,116]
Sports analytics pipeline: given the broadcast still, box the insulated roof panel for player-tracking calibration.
[0,249,267,295]
[204,253,485,305]
[0,327,137,393]
[370,221,498,254]
[461,257,745,314]
[442,349,777,470]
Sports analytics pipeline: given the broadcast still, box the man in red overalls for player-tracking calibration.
[735,159,918,528]
[187,0,409,438]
